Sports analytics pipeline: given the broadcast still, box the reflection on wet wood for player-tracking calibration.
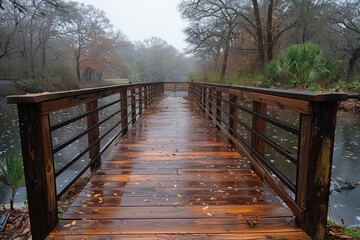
[47,93,309,239]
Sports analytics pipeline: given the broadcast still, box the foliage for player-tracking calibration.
[343,227,360,238]
[226,74,265,87]
[188,72,222,83]
[264,44,341,89]
[0,153,25,211]
[327,220,360,239]
[348,77,360,92]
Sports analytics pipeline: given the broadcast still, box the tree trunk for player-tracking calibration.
[220,31,232,82]
[29,19,35,80]
[41,39,47,80]
[347,47,360,81]
[76,61,81,82]
[267,0,274,61]
[252,0,265,66]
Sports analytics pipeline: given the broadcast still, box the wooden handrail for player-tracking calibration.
[188,82,347,240]
[7,82,164,240]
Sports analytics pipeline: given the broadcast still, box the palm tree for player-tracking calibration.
[265,43,340,89]
[0,153,25,211]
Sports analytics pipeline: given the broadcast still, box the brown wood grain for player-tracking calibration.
[47,93,308,239]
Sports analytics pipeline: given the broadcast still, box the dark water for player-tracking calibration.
[0,97,359,227]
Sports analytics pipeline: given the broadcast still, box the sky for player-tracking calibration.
[76,0,188,52]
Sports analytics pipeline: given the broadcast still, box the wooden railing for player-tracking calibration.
[7,81,348,240]
[7,82,164,240]
[189,82,348,240]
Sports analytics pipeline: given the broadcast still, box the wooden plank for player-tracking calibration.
[229,88,310,114]
[70,195,279,207]
[63,205,293,220]
[48,233,310,240]
[50,218,302,235]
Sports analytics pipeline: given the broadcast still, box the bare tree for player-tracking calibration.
[60,2,113,81]
[0,1,23,59]
[0,0,63,13]
[179,0,241,82]
[330,0,360,80]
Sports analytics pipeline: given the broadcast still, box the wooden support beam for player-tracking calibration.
[251,101,267,158]
[86,100,101,172]
[216,90,222,129]
[228,94,238,144]
[139,86,143,115]
[131,89,136,125]
[17,103,57,240]
[298,101,339,240]
[120,88,128,135]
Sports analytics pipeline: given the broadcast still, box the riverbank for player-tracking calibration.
[339,99,360,115]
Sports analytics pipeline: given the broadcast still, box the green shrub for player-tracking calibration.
[348,77,360,92]
[265,43,341,89]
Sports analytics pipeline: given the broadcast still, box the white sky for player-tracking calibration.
[76,0,188,52]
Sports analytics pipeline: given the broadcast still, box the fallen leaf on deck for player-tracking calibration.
[247,219,258,227]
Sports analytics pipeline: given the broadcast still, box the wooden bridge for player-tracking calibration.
[7,82,347,239]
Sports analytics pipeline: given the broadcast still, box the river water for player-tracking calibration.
[0,96,359,227]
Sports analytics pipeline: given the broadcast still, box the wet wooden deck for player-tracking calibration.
[47,92,309,239]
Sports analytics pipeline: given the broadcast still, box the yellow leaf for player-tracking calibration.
[94,194,101,197]
[71,220,77,226]
[177,194,183,198]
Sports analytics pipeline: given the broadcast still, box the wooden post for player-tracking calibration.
[216,90,222,128]
[149,85,152,103]
[228,94,238,144]
[202,86,206,112]
[86,100,101,172]
[144,85,148,109]
[251,101,267,157]
[131,89,136,125]
[120,87,128,135]
[208,88,213,120]
[297,101,339,240]
[139,86,143,114]
[17,103,57,240]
